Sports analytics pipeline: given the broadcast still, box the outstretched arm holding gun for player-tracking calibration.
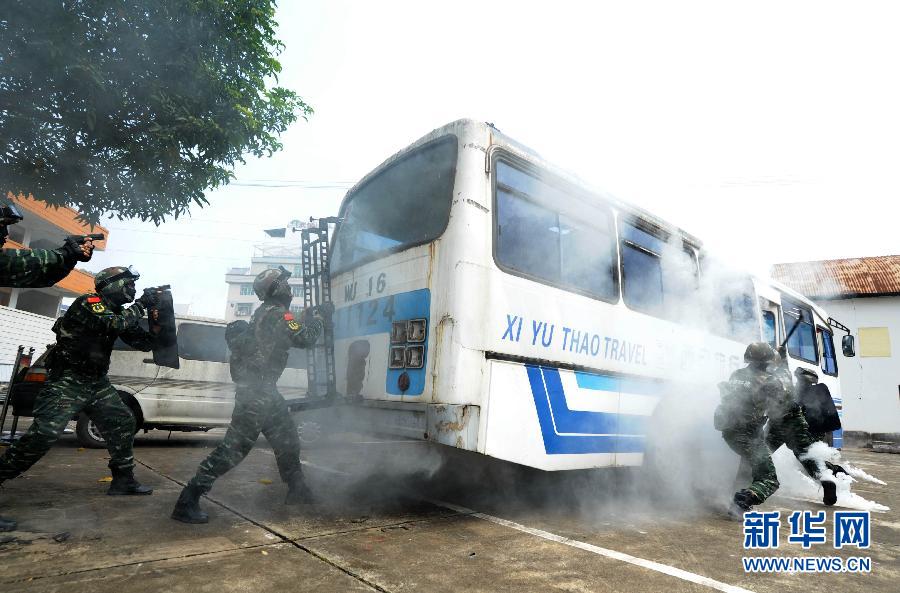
[1,202,101,287]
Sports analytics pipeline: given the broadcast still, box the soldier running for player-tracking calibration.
[0,202,95,532]
[715,342,784,518]
[171,267,324,524]
[0,266,159,514]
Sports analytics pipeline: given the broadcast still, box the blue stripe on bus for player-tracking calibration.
[527,365,648,454]
[574,371,663,396]
[334,288,431,396]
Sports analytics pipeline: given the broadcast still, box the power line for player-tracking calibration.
[104,226,261,242]
[96,247,247,262]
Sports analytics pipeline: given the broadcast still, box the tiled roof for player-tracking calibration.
[771,255,900,299]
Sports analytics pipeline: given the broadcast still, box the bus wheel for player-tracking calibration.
[296,420,322,444]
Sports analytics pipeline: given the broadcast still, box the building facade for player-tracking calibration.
[772,256,900,441]
[224,240,305,321]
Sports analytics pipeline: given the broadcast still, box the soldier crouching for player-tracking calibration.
[0,266,159,499]
[171,266,324,524]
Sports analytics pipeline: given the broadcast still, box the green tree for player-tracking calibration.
[0,1,309,223]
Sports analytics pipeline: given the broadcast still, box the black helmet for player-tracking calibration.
[744,342,775,363]
[794,367,819,384]
[252,266,291,300]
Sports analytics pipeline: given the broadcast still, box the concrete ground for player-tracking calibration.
[0,428,897,593]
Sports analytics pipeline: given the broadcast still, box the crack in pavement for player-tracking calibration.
[134,457,394,593]
[1,542,284,585]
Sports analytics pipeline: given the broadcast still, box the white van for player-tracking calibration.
[80,315,309,447]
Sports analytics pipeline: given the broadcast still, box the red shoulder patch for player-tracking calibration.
[87,296,102,304]
[283,312,294,321]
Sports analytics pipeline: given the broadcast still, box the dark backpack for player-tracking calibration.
[225,320,261,382]
[797,383,842,433]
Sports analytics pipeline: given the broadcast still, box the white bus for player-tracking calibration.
[312,119,852,471]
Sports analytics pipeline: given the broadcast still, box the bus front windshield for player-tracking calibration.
[331,136,458,273]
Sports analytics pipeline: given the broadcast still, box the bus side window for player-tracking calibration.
[819,328,838,376]
[782,299,818,363]
[494,161,618,302]
[621,223,667,315]
[762,311,777,348]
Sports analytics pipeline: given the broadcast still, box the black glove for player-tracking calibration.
[59,237,91,263]
[136,292,160,309]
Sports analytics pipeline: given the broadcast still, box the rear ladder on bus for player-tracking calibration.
[299,217,341,400]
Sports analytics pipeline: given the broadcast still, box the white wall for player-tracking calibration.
[823,296,900,434]
[0,305,56,381]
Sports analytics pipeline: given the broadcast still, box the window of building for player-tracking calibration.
[782,299,817,363]
[859,327,891,357]
[178,323,228,363]
[819,328,838,375]
[291,285,303,297]
[293,265,302,277]
[235,303,252,317]
[332,135,458,273]
[494,160,618,302]
[239,283,253,296]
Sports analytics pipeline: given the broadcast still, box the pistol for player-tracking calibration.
[66,233,105,244]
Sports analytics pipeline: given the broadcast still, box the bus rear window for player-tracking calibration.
[494,161,618,302]
[331,136,458,273]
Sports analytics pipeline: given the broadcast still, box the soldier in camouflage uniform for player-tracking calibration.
[0,203,95,531]
[765,353,837,505]
[0,266,159,509]
[715,342,783,518]
[1,200,95,286]
[172,267,324,524]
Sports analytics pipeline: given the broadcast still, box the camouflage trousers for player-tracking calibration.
[188,383,301,493]
[722,423,779,504]
[766,406,821,480]
[0,372,136,482]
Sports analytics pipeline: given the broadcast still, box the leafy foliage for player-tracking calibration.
[0,1,309,223]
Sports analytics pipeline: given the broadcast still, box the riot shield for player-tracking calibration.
[152,288,180,369]
[798,382,841,433]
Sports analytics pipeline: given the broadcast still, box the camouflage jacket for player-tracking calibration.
[49,293,156,378]
[231,301,324,385]
[717,365,786,429]
[0,247,75,288]
[766,359,798,417]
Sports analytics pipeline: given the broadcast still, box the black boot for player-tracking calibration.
[107,467,153,495]
[0,515,16,532]
[727,489,758,521]
[822,480,837,506]
[171,483,209,524]
[284,473,316,505]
